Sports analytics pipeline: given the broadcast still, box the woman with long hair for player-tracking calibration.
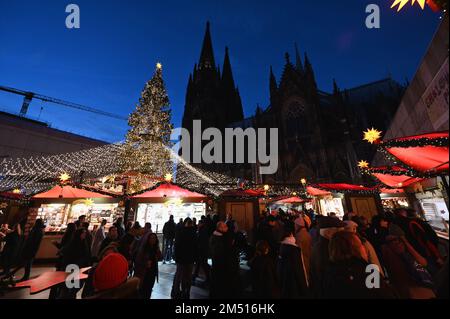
[134,232,161,299]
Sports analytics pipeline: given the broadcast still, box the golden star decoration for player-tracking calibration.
[59,173,71,182]
[391,0,425,11]
[12,188,22,194]
[156,62,162,70]
[164,173,173,182]
[363,128,382,144]
[358,160,370,169]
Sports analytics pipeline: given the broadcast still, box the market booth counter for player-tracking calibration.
[131,183,208,233]
[29,185,122,261]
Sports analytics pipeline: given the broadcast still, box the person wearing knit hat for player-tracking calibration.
[94,253,129,292]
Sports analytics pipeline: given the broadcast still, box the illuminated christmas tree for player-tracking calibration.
[120,63,173,180]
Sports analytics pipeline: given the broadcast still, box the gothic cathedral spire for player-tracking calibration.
[199,21,215,69]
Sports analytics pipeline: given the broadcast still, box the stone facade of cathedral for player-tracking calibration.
[181,23,405,184]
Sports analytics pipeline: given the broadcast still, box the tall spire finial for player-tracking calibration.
[199,21,215,69]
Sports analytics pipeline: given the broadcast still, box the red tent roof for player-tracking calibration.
[306,186,331,196]
[220,188,265,197]
[274,196,305,204]
[370,166,423,188]
[132,183,207,198]
[33,185,112,199]
[383,131,449,174]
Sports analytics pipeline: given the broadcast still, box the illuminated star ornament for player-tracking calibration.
[358,160,370,169]
[363,128,382,144]
[164,173,173,182]
[59,173,71,182]
[156,62,162,70]
[391,0,425,11]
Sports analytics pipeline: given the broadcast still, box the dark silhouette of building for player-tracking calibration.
[181,23,404,184]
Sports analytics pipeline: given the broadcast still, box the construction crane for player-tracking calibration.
[0,85,127,121]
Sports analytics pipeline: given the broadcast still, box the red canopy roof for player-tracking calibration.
[370,166,423,188]
[33,185,112,199]
[306,186,331,196]
[220,188,265,197]
[132,183,207,198]
[382,131,449,174]
[274,196,305,204]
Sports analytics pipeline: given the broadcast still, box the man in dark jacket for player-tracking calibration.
[193,219,211,285]
[10,219,45,281]
[277,226,309,298]
[171,218,197,299]
[99,226,119,254]
[310,216,345,298]
[209,221,241,298]
[256,216,279,260]
[162,215,176,263]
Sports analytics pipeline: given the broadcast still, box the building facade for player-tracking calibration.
[181,23,405,184]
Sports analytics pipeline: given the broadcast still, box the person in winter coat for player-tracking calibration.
[277,226,309,298]
[171,218,197,299]
[209,221,241,299]
[193,219,211,285]
[86,253,140,299]
[310,216,345,298]
[113,217,125,239]
[162,215,176,263]
[344,220,385,277]
[91,219,107,258]
[99,226,119,254]
[0,223,23,277]
[58,227,92,299]
[322,231,395,299]
[367,214,390,258]
[248,240,280,298]
[294,215,312,283]
[134,232,161,299]
[15,219,45,281]
[256,216,279,261]
[81,242,120,298]
[381,224,436,299]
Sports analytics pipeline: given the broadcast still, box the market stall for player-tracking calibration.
[308,184,381,219]
[219,188,264,242]
[30,185,121,260]
[132,182,208,233]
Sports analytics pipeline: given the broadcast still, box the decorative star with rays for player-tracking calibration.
[363,128,382,144]
[391,0,426,11]
[59,173,71,182]
[358,160,370,169]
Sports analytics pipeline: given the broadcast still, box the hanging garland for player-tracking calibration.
[380,136,449,148]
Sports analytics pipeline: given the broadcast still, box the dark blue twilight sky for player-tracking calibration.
[0,0,441,143]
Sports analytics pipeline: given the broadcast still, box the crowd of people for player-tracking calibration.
[0,208,448,299]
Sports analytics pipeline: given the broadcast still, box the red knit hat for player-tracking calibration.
[93,253,129,292]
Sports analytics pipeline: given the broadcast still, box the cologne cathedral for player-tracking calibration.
[181,22,405,184]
